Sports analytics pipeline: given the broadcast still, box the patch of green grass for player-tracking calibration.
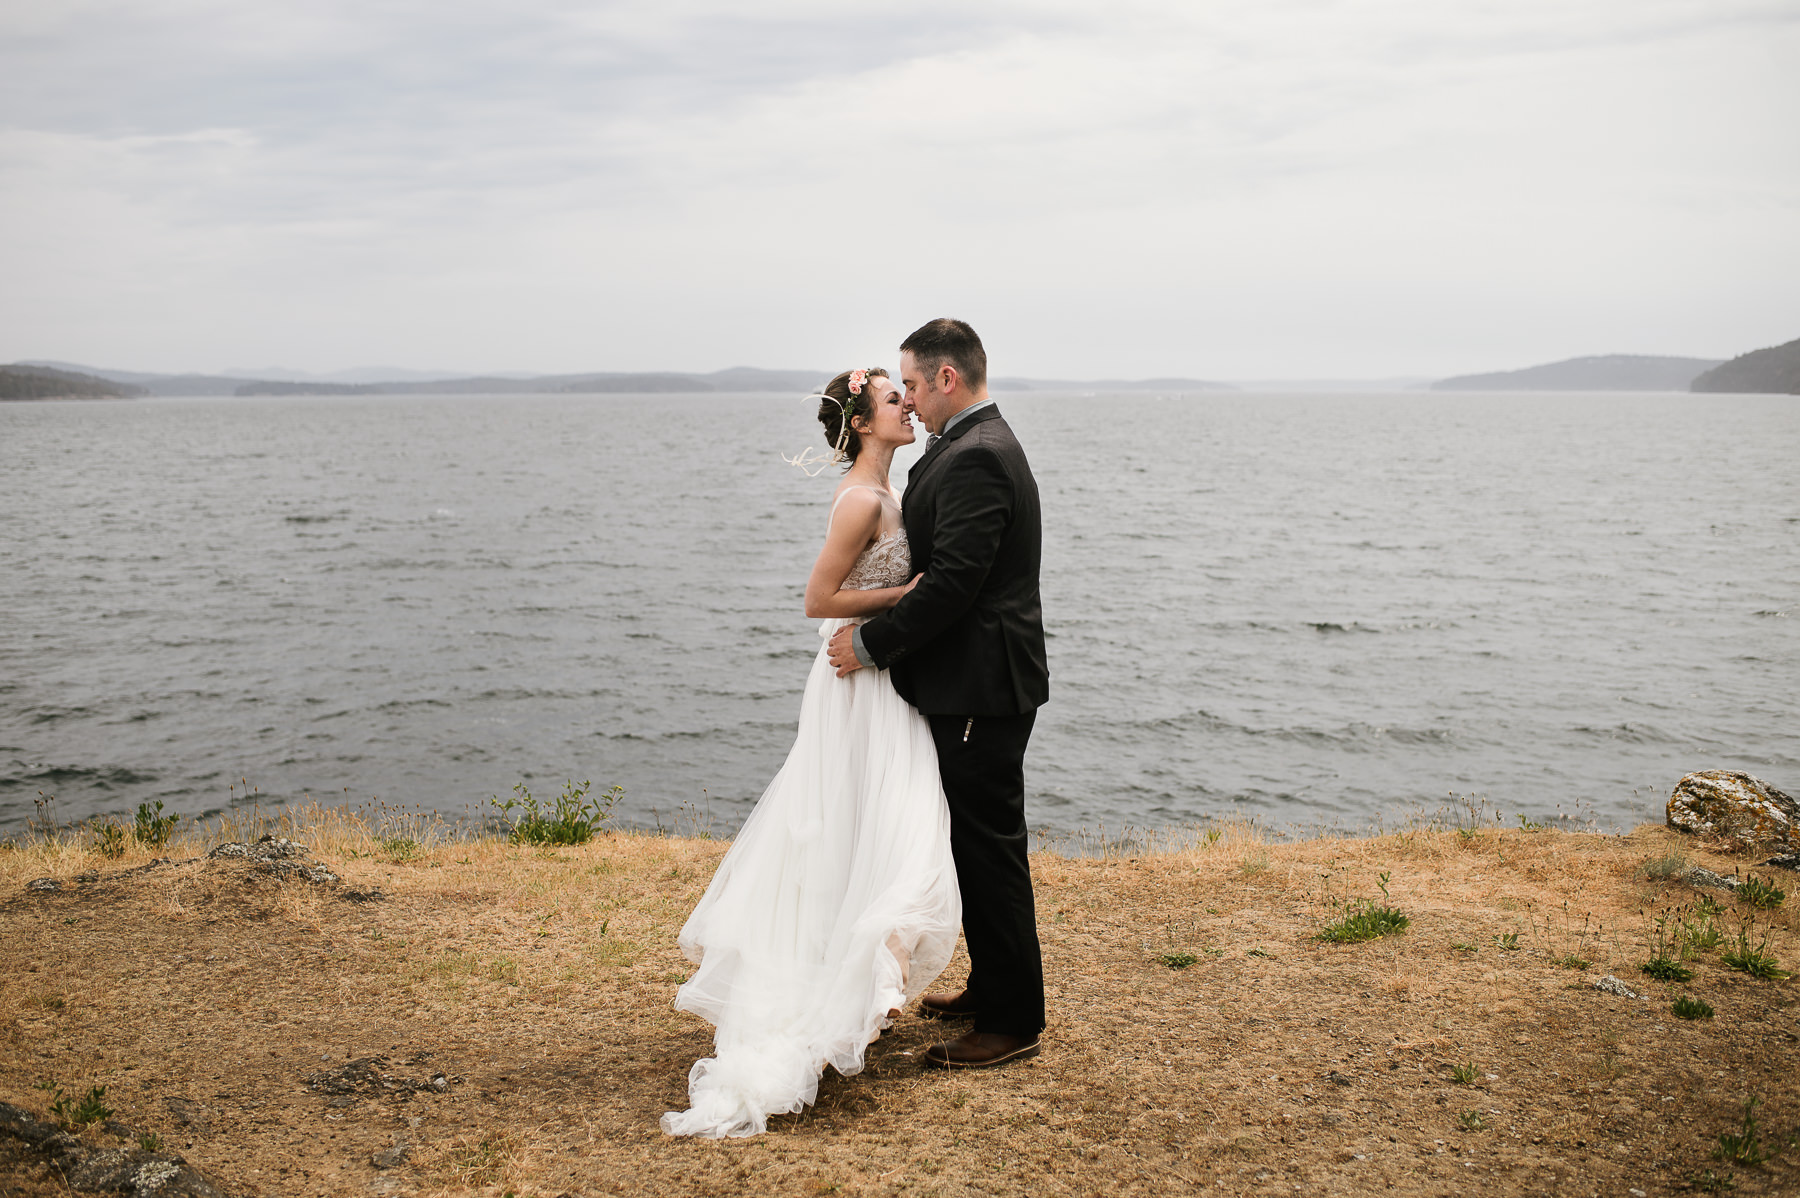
[137,1131,165,1152]
[1714,1096,1767,1166]
[1450,942,1479,954]
[1238,850,1269,877]
[1673,995,1714,1020]
[1553,953,1592,970]
[1246,947,1275,959]
[1721,917,1789,980]
[1317,901,1408,944]
[379,836,422,863]
[1492,932,1520,951]
[1451,1062,1478,1085]
[1457,1110,1487,1131]
[1515,813,1548,832]
[1642,956,1694,983]
[491,779,623,846]
[1689,1169,1736,1193]
[1738,875,1786,910]
[1157,951,1199,970]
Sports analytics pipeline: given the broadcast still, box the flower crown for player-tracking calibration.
[780,368,882,475]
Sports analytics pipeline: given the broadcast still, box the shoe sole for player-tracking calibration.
[922,1040,1041,1070]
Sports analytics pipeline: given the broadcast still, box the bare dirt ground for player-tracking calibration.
[2,815,1796,1197]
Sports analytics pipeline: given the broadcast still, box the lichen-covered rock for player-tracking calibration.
[207,835,309,862]
[26,877,62,893]
[1684,866,1740,891]
[1666,770,1797,848]
[1593,976,1641,999]
[1762,852,1800,873]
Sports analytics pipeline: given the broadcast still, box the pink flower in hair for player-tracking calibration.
[848,369,868,396]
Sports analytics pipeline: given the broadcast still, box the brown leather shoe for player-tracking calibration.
[922,1031,1041,1070]
[918,989,980,1021]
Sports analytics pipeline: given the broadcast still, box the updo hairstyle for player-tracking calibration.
[815,367,889,467]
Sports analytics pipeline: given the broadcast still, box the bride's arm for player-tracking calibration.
[803,490,911,618]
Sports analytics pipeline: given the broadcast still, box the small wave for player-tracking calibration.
[1752,609,1789,618]
[0,762,158,792]
[28,705,92,725]
[284,514,337,524]
[1570,722,1678,745]
[1308,621,1377,634]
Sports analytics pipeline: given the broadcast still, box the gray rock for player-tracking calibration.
[253,860,339,884]
[1684,866,1740,891]
[0,1101,234,1197]
[1667,770,1798,848]
[303,1055,458,1103]
[207,835,309,862]
[370,1141,410,1170]
[340,887,385,903]
[26,877,62,892]
[1761,853,1800,873]
[1593,976,1641,999]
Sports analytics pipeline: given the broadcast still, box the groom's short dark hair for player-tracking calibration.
[901,318,987,392]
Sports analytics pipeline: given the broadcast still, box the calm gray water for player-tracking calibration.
[2,391,1795,838]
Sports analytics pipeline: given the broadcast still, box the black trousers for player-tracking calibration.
[928,709,1045,1037]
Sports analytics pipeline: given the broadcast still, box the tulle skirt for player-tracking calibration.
[659,618,961,1139]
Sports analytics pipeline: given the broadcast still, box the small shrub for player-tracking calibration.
[1673,995,1714,1020]
[490,779,623,846]
[1157,951,1199,970]
[137,1131,165,1152]
[1457,1110,1487,1131]
[1451,942,1479,954]
[1714,1097,1767,1166]
[1492,932,1520,951]
[1642,956,1694,983]
[94,820,128,859]
[133,800,179,848]
[1637,851,1688,881]
[1451,1062,1478,1085]
[39,1083,111,1129]
[1516,813,1547,832]
[1738,875,1785,910]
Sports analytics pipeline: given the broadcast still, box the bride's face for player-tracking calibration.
[856,378,915,448]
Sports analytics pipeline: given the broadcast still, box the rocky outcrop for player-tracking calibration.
[207,836,339,884]
[0,1101,233,1197]
[1666,770,1797,849]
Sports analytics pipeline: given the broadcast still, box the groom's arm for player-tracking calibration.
[857,446,1012,670]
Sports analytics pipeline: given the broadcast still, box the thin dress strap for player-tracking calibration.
[827,484,896,532]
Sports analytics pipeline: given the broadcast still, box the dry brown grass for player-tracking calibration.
[2,813,1797,1197]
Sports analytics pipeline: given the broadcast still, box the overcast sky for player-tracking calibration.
[2,0,1796,379]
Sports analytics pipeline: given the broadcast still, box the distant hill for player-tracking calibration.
[1690,337,1800,394]
[1,364,145,401]
[991,376,1233,392]
[1431,355,1723,392]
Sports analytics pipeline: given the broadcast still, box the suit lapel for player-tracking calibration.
[904,405,1000,499]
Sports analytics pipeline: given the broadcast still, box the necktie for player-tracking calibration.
[926,434,940,450]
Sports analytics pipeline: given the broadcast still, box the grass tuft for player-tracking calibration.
[1672,995,1714,1020]
[1737,874,1786,910]
[1157,951,1199,970]
[1714,1096,1767,1166]
[1318,900,1408,944]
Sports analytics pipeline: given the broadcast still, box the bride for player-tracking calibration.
[660,367,962,1139]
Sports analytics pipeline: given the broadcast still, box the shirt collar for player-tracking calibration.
[939,398,995,437]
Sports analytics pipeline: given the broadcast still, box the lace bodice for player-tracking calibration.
[842,529,911,591]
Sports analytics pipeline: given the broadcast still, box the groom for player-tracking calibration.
[827,318,1050,1070]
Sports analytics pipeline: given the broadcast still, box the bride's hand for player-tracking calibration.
[891,573,923,606]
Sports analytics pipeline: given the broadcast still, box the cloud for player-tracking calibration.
[2,0,1797,375]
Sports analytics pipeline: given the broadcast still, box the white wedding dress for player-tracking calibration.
[660,487,962,1139]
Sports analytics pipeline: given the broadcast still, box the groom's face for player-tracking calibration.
[899,351,946,435]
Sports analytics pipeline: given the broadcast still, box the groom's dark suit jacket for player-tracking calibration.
[859,405,1049,716]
